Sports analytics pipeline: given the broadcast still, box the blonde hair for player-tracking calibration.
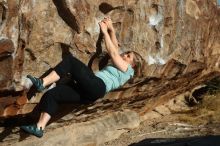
[131,51,145,77]
[124,51,146,87]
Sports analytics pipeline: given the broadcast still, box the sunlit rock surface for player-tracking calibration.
[0,0,220,145]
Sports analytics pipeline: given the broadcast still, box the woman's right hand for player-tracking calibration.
[103,17,114,32]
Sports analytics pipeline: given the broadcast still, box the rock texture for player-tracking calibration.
[0,0,220,145]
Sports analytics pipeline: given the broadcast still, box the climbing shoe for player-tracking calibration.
[20,124,43,138]
[27,75,45,92]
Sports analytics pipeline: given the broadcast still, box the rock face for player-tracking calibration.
[0,0,220,145]
[0,0,219,91]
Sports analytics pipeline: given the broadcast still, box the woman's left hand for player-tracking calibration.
[99,21,108,34]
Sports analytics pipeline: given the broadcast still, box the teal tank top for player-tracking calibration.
[95,65,134,93]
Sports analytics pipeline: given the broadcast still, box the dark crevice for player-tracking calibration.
[52,0,80,33]
[127,8,134,13]
[206,76,220,90]
[99,3,114,14]
[0,52,11,60]
[151,4,159,13]
[60,42,72,59]
[155,41,161,50]
[0,2,7,25]
[25,48,36,60]
[0,90,23,98]
[151,26,158,32]
[131,136,220,146]
[99,2,125,14]
[192,86,208,101]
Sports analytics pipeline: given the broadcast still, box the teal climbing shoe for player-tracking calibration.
[20,124,43,138]
[27,75,45,92]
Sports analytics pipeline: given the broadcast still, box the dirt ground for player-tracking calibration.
[103,90,220,146]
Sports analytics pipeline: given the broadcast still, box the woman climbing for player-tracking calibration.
[20,17,143,138]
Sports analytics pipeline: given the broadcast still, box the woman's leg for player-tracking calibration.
[28,54,91,91]
[54,54,106,99]
[42,70,60,87]
[39,84,81,116]
[37,85,81,128]
[21,85,81,137]
[28,54,104,95]
[37,112,51,130]
[27,70,60,92]
[54,54,94,84]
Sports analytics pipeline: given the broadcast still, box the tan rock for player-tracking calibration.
[0,0,220,145]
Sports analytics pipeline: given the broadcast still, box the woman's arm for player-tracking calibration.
[109,29,118,48]
[104,17,119,49]
[99,21,128,72]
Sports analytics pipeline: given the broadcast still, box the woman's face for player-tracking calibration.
[121,51,135,66]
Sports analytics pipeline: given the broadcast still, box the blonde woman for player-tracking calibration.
[21,17,142,137]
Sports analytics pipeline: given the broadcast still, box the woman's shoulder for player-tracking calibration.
[106,64,134,75]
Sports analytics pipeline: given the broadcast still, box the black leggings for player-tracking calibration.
[38,54,106,116]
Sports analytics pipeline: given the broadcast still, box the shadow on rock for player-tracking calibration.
[130,135,220,146]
